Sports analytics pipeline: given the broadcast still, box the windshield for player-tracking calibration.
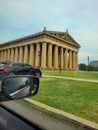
[0,1,98,130]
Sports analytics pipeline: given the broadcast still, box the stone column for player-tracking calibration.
[0,51,2,61]
[35,43,40,67]
[11,48,14,61]
[19,46,23,62]
[29,44,34,66]
[6,50,8,61]
[41,42,46,68]
[1,51,3,61]
[5,50,7,61]
[3,50,6,61]
[47,43,52,68]
[65,48,68,69]
[1,50,3,61]
[7,49,11,61]
[69,50,72,69]
[0,51,1,61]
[3,50,5,61]
[54,45,58,69]
[61,47,64,69]
[14,47,18,62]
[24,45,28,64]
[75,52,78,70]
[72,51,75,70]
[2,50,4,61]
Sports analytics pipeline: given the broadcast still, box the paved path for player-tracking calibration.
[0,99,86,130]
[42,75,98,83]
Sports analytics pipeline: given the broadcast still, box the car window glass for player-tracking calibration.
[11,63,24,67]
[0,64,6,67]
[24,64,32,68]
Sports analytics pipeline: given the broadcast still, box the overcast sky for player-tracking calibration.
[0,0,98,64]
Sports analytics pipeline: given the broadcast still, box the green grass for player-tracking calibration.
[31,78,98,123]
[43,70,98,80]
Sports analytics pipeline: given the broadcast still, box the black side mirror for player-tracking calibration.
[0,75,39,100]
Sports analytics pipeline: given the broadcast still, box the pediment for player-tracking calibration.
[46,30,80,48]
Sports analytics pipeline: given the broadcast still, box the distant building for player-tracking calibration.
[0,28,80,70]
[90,61,98,67]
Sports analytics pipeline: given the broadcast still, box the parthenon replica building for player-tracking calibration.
[0,28,80,70]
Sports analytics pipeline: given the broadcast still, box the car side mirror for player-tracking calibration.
[1,75,39,100]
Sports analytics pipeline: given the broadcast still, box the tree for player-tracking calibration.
[87,65,96,71]
[79,63,87,71]
[95,66,98,71]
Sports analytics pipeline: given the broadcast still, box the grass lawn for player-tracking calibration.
[42,70,98,80]
[31,78,98,123]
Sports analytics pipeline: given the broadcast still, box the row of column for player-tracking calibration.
[0,42,78,70]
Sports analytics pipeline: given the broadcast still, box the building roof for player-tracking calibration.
[0,28,80,48]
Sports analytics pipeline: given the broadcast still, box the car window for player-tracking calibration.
[10,63,24,67]
[24,64,32,68]
[0,64,6,67]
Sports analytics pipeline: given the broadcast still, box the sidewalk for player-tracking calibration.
[42,75,98,83]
